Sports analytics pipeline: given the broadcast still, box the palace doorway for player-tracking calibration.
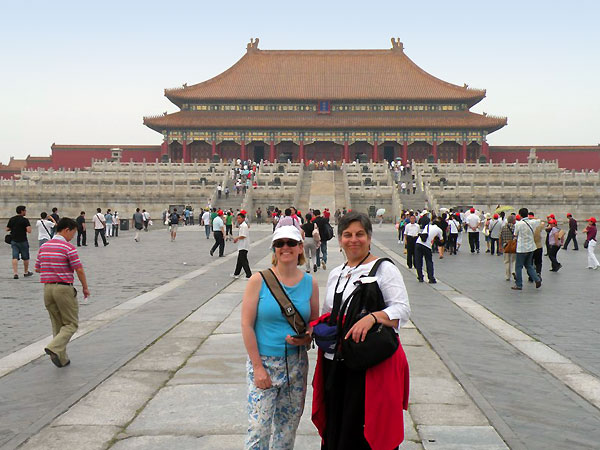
[253,146,265,162]
[384,146,395,163]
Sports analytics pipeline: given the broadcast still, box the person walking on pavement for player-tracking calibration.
[143,209,151,232]
[132,208,144,242]
[512,208,542,290]
[301,213,320,273]
[201,208,211,239]
[563,213,579,250]
[35,217,90,368]
[313,209,330,270]
[547,219,564,272]
[113,211,120,237]
[37,212,56,247]
[584,217,600,269]
[488,213,502,255]
[210,209,225,256]
[92,208,109,247]
[466,208,481,253]
[499,215,516,281]
[105,209,114,238]
[232,212,252,279]
[529,212,544,280]
[76,211,87,247]
[404,214,420,268]
[414,216,443,283]
[6,205,33,279]
[169,208,181,242]
[50,207,60,237]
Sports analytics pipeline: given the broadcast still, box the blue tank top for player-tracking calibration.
[255,273,312,357]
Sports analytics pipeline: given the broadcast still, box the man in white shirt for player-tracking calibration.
[512,208,542,290]
[201,209,211,239]
[210,210,225,257]
[92,208,109,247]
[403,214,420,269]
[414,218,443,283]
[37,212,56,247]
[466,207,481,253]
[231,212,251,279]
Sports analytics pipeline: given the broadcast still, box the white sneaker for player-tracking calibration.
[230,273,240,279]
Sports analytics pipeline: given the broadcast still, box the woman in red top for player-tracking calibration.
[584,217,599,269]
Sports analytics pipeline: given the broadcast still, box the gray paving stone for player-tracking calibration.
[419,425,508,449]
[168,354,247,385]
[409,404,489,427]
[410,376,470,404]
[400,327,428,346]
[124,335,204,372]
[213,314,242,334]
[54,370,170,427]
[196,333,247,356]
[165,321,220,339]
[19,425,120,450]
[126,384,247,435]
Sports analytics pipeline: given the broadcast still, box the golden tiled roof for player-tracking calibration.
[144,110,507,133]
[165,43,486,106]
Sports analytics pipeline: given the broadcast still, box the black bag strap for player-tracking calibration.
[41,220,51,236]
[260,269,307,335]
[367,257,394,276]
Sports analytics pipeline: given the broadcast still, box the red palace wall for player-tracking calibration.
[490,146,600,171]
[50,146,161,169]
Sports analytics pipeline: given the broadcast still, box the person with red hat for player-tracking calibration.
[210,209,225,257]
[563,213,579,251]
[488,213,502,256]
[465,208,481,253]
[584,217,599,269]
[546,219,564,272]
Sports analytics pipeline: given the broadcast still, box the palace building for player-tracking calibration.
[143,38,507,164]
[2,39,599,178]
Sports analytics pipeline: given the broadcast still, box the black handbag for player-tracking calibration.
[4,234,12,244]
[335,258,399,370]
[584,240,589,249]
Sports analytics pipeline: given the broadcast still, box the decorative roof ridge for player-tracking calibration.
[165,51,251,99]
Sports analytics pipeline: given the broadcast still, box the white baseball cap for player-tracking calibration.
[271,226,303,245]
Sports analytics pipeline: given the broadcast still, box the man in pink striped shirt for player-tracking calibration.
[35,217,90,368]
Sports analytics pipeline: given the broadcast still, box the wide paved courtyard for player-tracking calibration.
[1,224,599,449]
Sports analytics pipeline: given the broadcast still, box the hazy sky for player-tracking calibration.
[1,0,598,164]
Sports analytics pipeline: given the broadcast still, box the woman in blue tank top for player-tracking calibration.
[241,226,319,449]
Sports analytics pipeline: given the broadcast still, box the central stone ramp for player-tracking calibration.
[309,170,335,211]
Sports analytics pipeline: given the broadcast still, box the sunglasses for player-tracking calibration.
[273,240,300,248]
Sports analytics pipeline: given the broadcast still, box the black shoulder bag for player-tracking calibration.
[336,258,400,370]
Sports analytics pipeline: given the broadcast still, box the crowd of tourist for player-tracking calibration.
[396,206,600,290]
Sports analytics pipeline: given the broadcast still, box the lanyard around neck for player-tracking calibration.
[334,252,371,294]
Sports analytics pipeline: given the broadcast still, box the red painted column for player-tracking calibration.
[482,141,490,160]
[402,141,408,162]
[211,140,216,158]
[373,141,378,162]
[432,140,438,161]
[299,141,305,164]
[343,141,349,162]
[182,141,189,163]
[269,141,275,162]
[241,141,246,161]
[461,141,467,162]
[160,140,168,157]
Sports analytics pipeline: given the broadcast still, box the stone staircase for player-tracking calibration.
[334,170,348,211]
[294,169,313,214]
[397,171,429,212]
[308,171,335,212]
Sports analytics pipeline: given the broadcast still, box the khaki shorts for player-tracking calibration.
[170,224,178,231]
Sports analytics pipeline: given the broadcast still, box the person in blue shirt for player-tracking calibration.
[241,226,319,449]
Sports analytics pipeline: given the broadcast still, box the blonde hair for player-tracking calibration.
[271,245,306,266]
